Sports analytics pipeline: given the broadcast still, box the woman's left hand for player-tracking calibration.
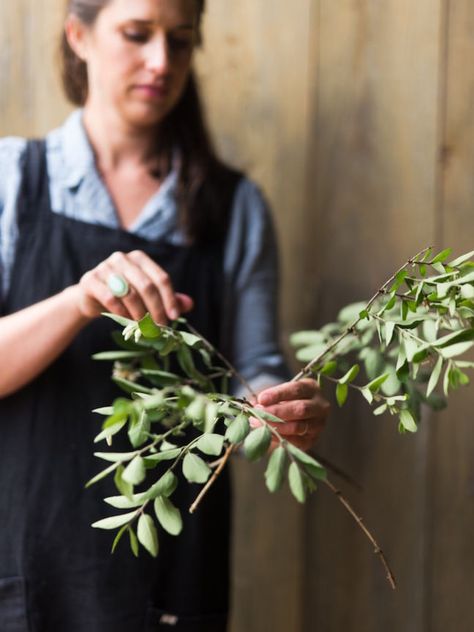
[254,378,330,451]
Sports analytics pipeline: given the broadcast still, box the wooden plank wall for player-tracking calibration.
[2,1,474,631]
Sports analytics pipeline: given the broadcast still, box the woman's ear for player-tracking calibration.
[64,14,89,62]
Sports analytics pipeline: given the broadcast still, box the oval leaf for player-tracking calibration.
[196,433,225,456]
[92,510,138,530]
[137,513,159,557]
[154,496,183,536]
[243,426,272,461]
[265,446,287,493]
[225,414,250,444]
[288,462,306,503]
[182,453,211,484]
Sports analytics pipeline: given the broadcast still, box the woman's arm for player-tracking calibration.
[0,250,193,399]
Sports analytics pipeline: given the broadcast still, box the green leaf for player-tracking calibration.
[182,453,211,483]
[290,331,326,347]
[128,410,151,448]
[92,510,138,530]
[94,417,127,444]
[143,471,178,501]
[141,369,181,386]
[225,414,250,444]
[111,524,128,554]
[122,456,146,486]
[366,373,389,393]
[338,302,367,323]
[336,383,348,407]
[288,463,306,503]
[431,248,452,264]
[248,407,284,423]
[449,250,474,267]
[196,433,225,456]
[180,331,202,347]
[204,402,219,433]
[243,426,272,461]
[144,449,181,465]
[390,270,407,293]
[85,462,119,488]
[320,360,338,376]
[93,406,115,416]
[264,446,287,492]
[154,496,183,536]
[94,450,137,463]
[112,377,153,395]
[426,356,443,397]
[373,403,388,416]
[361,387,374,404]
[104,492,147,509]
[92,350,149,361]
[439,342,474,358]
[129,527,139,557]
[137,514,159,557]
[422,320,438,343]
[404,337,419,362]
[286,444,327,480]
[295,344,327,362]
[384,322,396,347]
[399,410,417,433]
[185,397,206,422]
[339,364,360,385]
[112,462,133,499]
[138,313,161,338]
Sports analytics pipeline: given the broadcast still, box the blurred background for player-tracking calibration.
[1,1,474,630]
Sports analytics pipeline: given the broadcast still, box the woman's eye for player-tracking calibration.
[123,31,148,43]
[167,36,193,52]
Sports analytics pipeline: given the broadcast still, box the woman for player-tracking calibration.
[0,1,328,629]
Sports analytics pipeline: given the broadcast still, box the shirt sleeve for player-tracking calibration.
[0,137,27,302]
[222,177,291,395]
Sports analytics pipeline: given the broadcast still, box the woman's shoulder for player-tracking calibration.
[0,136,27,165]
[0,137,27,203]
[230,172,274,232]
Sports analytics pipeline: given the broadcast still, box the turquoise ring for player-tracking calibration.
[107,273,130,298]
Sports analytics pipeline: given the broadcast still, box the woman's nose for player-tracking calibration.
[144,35,170,74]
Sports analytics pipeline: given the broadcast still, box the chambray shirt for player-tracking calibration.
[0,110,288,390]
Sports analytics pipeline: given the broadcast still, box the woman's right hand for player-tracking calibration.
[74,250,193,324]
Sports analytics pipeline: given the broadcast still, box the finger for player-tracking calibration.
[80,269,133,319]
[127,250,181,320]
[257,378,319,407]
[99,259,149,322]
[274,419,325,436]
[261,398,327,423]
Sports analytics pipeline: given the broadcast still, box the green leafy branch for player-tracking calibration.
[291,247,474,432]
[88,246,474,587]
[88,311,396,588]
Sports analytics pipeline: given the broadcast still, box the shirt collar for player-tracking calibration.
[58,109,96,189]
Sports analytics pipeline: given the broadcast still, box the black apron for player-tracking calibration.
[0,141,241,632]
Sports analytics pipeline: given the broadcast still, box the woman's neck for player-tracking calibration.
[82,103,159,173]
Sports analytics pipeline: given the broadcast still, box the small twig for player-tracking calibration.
[322,477,397,590]
[292,247,432,381]
[189,444,235,514]
[185,322,257,398]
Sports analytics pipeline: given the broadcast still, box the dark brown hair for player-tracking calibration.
[60,0,235,244]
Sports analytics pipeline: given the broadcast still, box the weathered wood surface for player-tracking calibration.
[303,2,442,630]
[2,1,474,631]
[428,2,474,631]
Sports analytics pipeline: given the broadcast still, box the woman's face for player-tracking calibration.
[70,0,199,128]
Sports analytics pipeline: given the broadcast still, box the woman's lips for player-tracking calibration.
[134,84,169,99]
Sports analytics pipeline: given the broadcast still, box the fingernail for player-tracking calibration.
[170,308,179,320]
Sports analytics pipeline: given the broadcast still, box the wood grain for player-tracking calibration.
[303,1,443,630]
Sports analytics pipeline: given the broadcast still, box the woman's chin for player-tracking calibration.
[121,100,175,129]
